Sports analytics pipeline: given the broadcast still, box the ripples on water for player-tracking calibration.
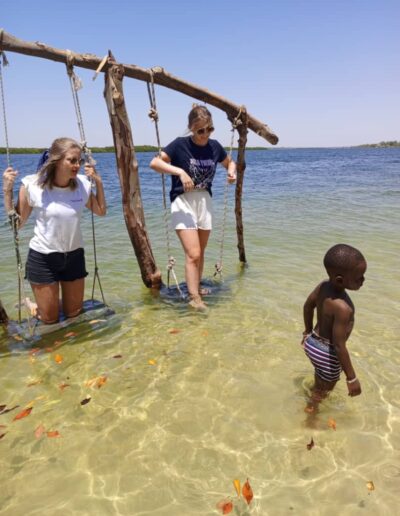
[0,148,399,515]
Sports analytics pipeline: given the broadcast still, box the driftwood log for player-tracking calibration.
[0,29,279,287]
[0,298,8,325]
[104,58,162,288]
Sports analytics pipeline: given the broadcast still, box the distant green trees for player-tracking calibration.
[358,141,400,148]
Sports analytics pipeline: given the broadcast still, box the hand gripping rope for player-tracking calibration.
[66,52,107,306]
[213,107,243,279]
[146,68,184,298]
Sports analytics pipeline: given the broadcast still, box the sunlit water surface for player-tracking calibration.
[0,148,399,515]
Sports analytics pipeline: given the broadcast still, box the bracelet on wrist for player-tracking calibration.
[346,376,358,384]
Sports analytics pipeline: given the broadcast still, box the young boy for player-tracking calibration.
[301,244,367,412]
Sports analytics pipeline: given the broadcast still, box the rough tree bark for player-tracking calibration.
[104,58,162,288]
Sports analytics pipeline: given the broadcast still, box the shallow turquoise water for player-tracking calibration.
[0,148,399,515]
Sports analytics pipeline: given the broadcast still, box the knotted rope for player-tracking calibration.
[66,52,107,306]
[147,68,183,297]
[214,107,243,279]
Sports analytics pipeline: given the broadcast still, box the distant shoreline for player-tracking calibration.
[1,141,399,154]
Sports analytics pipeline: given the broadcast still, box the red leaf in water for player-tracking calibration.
[242,478,254,505]
[328,417,337,431]
[216,500,233,514]
[307,437,315,450]
[54,354,63,364]
[59,383,70,391]
[46,430,60,438]
[80,396,91,406]
[13,407,33,421]
[29,348,41,355]
[96,376,107,388]
[35,424,45,439]
[65,332,77,338]
[168,328,181,334]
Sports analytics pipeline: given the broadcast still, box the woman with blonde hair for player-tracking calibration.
[2,137,106,323]
[150,105,236,309]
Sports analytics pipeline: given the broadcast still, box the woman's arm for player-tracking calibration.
[84,164,106,216]
[221,156,237,184]
[3,167,32,228]
[150,152,194,192]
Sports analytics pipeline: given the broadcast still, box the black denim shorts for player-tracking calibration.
[25,247,88,284]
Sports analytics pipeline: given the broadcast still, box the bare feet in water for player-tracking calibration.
[188,294,207,310]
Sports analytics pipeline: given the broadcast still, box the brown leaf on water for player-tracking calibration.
[328,417,337,431]
[59,382,70,391]
[216,500,233,514]
[366,481,375,492]
[13,407,33,421]
[35,424,45,439]
[46,430,60,438]
[12,334,23,341]
[307,437,315,450]
[0,405,19,416]
[80,396,91,406]
[168,328,181,334]
[201,330,209,337]
[0,433,6,440]
[0,424,6,428]
[242,478,254,505]
[233,479,241,497]
[113,354,122,359]
[96,376,107,388]
[54,354,63,364]
[64,332,77,338]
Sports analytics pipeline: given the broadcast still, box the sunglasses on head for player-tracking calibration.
[67,157,85,166]
[195,125,215,136]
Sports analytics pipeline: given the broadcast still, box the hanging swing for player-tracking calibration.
[0,50,113,340]
[146,70,242,296]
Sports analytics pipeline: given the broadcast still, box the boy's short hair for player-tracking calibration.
[324,244,365,273]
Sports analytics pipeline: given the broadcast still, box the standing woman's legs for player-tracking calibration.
[197,229,211,285]
[61,278,85,318]
[30,282,60,324]
[176,229,202,298]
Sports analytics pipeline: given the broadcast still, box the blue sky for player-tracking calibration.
[1,0,399,147]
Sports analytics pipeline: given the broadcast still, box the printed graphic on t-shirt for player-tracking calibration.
[189,158,216,189]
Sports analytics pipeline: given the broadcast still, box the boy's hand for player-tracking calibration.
[347,379,361,397]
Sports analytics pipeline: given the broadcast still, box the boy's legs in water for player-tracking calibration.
[306,374,337,414]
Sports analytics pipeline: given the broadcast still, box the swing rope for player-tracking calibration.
[214,107,243,279]
[146,69,183,297]
[0,50,34,330]
[66,54,107,306]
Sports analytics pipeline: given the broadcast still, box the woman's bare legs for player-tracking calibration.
[176,228,211,308]
[61,278,85,318]
[30,282,60,324]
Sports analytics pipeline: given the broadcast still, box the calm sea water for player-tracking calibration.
[0,148,399,515]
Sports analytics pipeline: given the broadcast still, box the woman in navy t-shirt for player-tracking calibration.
[150,105,236,309]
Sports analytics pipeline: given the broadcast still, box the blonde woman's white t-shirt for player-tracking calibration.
[22,174,92,254]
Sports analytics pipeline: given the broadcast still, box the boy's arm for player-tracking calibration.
[303,283,321,335]
[332,303,361,397]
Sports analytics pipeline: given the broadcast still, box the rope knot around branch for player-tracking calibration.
[148,107,159,122]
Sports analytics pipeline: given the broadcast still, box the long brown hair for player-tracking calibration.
[37,137,82,190]
[187,104,212,130]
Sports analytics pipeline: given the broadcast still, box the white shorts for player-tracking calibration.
[171,190,213,230]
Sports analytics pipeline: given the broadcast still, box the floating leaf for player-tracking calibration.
[80,396,91,406]
[35,424,45,439]
[242,478,254,505]
[233,479,241,497]
[0,433,6,440]
[54,354,63,364]
[307,437,315,450]
[202,330,209,337]
[168,328,181,334]
[328,417,337,431]
[13,407,33,421]
[64,331,77,338]
[12,334,23,341]
[96,376,107,388]
[0,405,19,416]
[27,379,42,387]
[366,481,375,492]
[216,500,233,514]
[46,430,60,438]
[89,319,106,325]
[113,354,122,359]
[0,424,6,428]
[148,359,156,365]
[59,382,70,391]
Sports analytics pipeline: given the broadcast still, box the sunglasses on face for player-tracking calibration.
[195,125,215,136]
[66,157,85,166]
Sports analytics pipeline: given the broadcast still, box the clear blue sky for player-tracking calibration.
[1,0,399,147]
